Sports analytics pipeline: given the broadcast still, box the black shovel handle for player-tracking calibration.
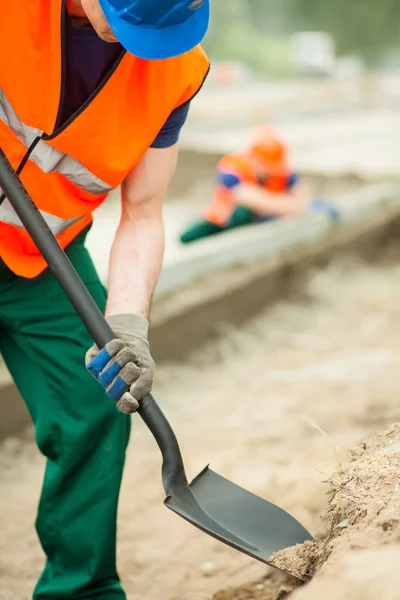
[0,149,188,495]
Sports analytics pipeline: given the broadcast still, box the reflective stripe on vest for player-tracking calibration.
[0,197,84,236]
[0,88,112,196]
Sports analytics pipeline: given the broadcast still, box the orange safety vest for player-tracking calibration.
[204,153,290,226]
[0,1,209,277]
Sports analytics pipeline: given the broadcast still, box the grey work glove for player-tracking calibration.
[85,314,155,414]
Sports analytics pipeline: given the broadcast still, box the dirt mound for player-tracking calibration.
[269,541,321,582]
[272,422,400,579]
[212,570,299,600]
[215,423,400,600]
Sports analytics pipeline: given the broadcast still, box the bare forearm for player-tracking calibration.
[106,215,165,319]
[243,193,306,217]
[234,183,311,217]
[105,144,178,319]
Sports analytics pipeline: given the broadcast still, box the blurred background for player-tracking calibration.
[86,0,400,284]
[206,0,400,76]
[2,3,400,600]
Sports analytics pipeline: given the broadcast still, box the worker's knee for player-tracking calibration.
[180,220,222,243]
[228,206,256,228]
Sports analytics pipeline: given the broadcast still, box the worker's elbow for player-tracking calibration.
[122,194,164,223]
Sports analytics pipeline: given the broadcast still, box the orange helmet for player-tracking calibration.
[247,125,288,175]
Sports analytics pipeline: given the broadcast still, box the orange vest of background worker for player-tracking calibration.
[180,125,311,244]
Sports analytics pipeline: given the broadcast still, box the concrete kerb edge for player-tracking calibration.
[149,186,400,363]
[155,182,400,297]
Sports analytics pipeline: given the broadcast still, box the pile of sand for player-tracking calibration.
[215,423,400,600]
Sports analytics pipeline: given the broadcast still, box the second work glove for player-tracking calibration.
[85,314,155,414]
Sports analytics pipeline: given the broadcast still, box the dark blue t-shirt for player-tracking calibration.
[218,171,299,189]
[62,16,189,147]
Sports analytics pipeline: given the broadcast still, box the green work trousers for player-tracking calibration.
[0,231,131,599]
[180,206,257,244]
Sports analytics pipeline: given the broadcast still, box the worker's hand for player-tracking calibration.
[308,199,340,220]
[232,183,267,206]
[85,314,155,414]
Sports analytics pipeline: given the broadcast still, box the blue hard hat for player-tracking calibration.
[98,0,210,60]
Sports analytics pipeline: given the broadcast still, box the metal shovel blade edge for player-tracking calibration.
[164,466,314,576]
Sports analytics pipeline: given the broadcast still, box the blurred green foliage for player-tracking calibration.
[207,21,295,77]
[204,0,400,73]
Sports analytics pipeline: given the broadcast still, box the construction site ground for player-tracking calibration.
[1,221,400,599]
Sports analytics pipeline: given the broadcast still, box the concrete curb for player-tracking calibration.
[155,182,399,297]
[149,184,400,363]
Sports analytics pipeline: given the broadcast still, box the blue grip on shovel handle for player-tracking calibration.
[0,148,188,496]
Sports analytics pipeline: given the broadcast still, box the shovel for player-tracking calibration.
[0,149,314,575]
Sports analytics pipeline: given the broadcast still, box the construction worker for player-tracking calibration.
[0,1,209,598]
[180,125,338,243]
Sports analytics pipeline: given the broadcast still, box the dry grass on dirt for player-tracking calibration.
[216,424,400,600]
[1,253,400,599]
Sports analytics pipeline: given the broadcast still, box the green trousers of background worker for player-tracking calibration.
[0,229,131,600]
[180,206,258,244]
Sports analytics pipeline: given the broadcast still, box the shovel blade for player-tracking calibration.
[165,467,313,571]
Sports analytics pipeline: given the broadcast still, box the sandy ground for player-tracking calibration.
[1,250,400,599]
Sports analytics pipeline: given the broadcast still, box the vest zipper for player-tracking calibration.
[45,1,126,142]
[52,0,67,134]
[45,48,126,141]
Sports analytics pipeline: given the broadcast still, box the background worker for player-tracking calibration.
[0,0,209,598]
[180,125,338,243]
